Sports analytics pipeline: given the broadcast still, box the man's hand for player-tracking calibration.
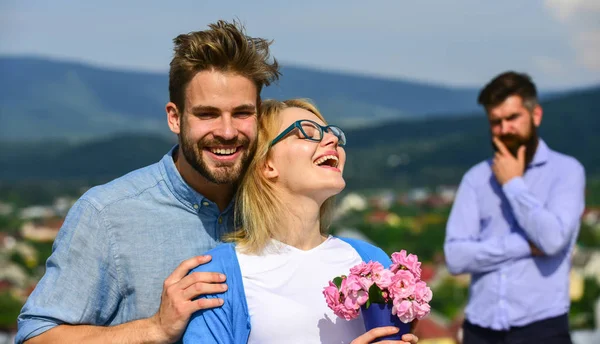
[491,137,526,185]
[351,326,419,344]
[529,242,545,256]
[149,255,228,343]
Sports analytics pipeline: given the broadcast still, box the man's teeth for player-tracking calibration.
[314,155,339,167]
[211,147,238,155]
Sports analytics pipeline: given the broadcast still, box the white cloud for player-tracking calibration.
[532,55,567,76]
[575,31,600,71]
[544,0,600,22]
[544,0,600,71]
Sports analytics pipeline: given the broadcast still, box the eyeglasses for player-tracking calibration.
[270,119,347,147]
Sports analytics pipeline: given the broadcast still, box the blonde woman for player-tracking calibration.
[182,99,418,344]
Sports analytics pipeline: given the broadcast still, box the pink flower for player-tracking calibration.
[350,261,384,290]
[323,282,341,309]
[350,261,384,276]
[334,303,360,320]
[344,289,368,310]
[392,298,415,323]
[389,270,416,300]
[390,250,422,278]
[341,275,363,296]
[373,268,395,289]
[358,276,374,291]
[414,281,433,303]
[323,280,361,320]
[341,275,368,308]
[412,301,431,319]
[323,249,431,324]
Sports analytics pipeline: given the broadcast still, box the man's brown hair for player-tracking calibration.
[169,20,281,113]
[477,71,538,112]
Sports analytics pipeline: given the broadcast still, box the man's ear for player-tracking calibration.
[532,104,543,128]
[166,102,181,134]
[263,158,279,180]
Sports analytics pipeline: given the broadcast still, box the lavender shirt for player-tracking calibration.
[444,139,585,330]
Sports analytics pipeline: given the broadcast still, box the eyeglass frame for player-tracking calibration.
[269,119,347,148]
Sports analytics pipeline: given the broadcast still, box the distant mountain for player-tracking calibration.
[341,85,600,188]
[1,85,598,189]
[262,66,480,125]
[0,56,484,141]
[0,57,169,141]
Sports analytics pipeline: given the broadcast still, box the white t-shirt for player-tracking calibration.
[236,236,366,344]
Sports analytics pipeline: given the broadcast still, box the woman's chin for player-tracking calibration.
[319,183,346,201]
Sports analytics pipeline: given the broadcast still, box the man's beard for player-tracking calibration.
[179,123,256,185]
[492,123,539,165]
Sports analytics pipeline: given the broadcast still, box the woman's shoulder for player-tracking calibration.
[334,236,391,266]
[189,242,238,274]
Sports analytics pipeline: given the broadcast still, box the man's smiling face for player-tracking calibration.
[175,69,259,184]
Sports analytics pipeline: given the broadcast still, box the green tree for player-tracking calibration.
[0,291,23,330]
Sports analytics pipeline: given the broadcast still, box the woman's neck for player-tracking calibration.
[273,192,326,251]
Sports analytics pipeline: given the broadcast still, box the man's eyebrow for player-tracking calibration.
[190,105,221,113]
[489,112,520,122]
[189,104,256,113]
[233,104,257,112]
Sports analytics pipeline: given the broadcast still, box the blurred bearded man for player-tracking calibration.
[444,71,585,344]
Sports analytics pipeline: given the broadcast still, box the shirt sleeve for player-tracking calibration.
[16,199,121,344]
[502,161,586,256]
[444,174,531,275]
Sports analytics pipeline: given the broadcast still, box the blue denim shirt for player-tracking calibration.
[444,139,586,330]
[16,146,234,343]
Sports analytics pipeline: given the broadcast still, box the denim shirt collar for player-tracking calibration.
[159,145,235,214]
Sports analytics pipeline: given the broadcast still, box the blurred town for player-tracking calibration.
[1,182,599,343]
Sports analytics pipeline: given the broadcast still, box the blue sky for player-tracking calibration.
[1,0,599,90]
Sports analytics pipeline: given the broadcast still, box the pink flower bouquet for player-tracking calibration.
[323,250,432,338]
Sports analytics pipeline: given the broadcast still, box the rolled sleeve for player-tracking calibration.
[16,199,121,343]
[16,320,59,344]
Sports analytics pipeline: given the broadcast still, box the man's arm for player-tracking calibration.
[502,162,586,256]
[18,199,227,344]
[24,320,163,344]
[24,256,226,344]
[444,175,531,275]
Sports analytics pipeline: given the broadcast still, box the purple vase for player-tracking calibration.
[361,303,411,340]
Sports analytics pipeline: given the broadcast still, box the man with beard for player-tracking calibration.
[444,71,585,344]
[16,20,280,344]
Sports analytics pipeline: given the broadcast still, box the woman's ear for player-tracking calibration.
[263,158,279,180]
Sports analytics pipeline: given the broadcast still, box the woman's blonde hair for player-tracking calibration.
[226,99,337,254]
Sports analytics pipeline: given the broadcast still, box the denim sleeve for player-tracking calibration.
[444,175,531,275]
[182,244,250,344]
[16,199,121,344]
[183,259,234,344]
